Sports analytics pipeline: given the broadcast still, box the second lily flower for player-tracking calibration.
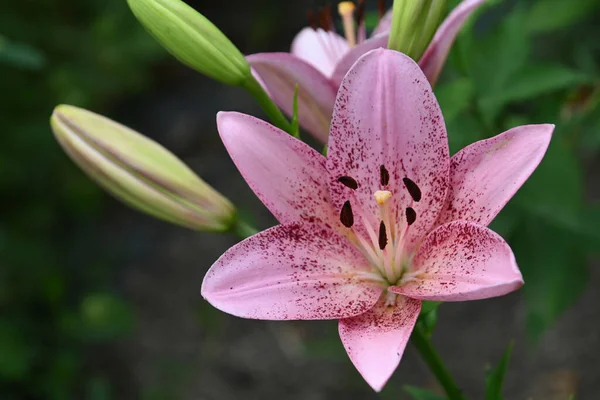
[249,0,488,142]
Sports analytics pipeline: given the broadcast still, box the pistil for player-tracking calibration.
[338,2,357,47]
[374,189,397,283]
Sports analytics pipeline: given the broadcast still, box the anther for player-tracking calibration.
[338,176,358,190]
[374,190,392,205]
[406,207,417,225]
[338,2,357,47]
[307,10,318,30]
[380,164,390,186]
[355,0,366,25]
[378,221,388,250]
[340,200,354,227]
[402,177,422,202]
[318,6,333,31]
[378,0,386,18]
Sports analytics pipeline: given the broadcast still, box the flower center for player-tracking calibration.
[337,165,422,286]
[306,1,386,50]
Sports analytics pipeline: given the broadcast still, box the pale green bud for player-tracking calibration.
[127,0,250,86]
[388,0,448,61]
[51,105,235,232]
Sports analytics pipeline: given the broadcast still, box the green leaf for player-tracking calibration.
[86,376,112,400]
[364,11,380,32]
[509,136,596,337]
[478,64,593,113]
[0,322,35,379]
[404,386,446,400]
[291,84,300,139]
[435,78,474,123]
[514,136,583,226]
[488,204,520,239]
[577,206,600,253]
[0,35,45,70]
[527,0,600,34]
[445,113,486,155]
[485,342,514,400]
[421,301,442,315]
[465,6,530,122]
[78,293,134,340]
[419,308,439,338]
[512,218,588,339]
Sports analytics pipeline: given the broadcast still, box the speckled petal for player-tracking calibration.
[391,221,523,301]
[436,124,554,227]
[419,0,488,86]
[330,34,389,86]
[291,27,349,78]
[338,295,421,391]
[247,52,337,142]
[327,49,449,249]
[202,223,383,320]
[217,112,338,226]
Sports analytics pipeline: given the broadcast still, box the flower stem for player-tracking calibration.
[242,75,292,134]
[411,322,466,400]
[231,217,259,239]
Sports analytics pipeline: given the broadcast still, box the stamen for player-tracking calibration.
[340,200,354,227]
[355,0,366,25]
[338,175,358,190]
[378,0,386,18]
[374,190,392,205]
[378,221,388,250]
[406,207,417,225]
[307,10,318,30]
[380,164,390,186]
[402,177,422,202]
[324,5,335,31]
[338,2,357,47]
[318,6,332,31]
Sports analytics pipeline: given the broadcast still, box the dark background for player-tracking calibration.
[1,0,600,398]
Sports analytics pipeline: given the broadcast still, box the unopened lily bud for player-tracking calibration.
[127,0,250,86]
[388,0,448,61]
[51,105,235,232]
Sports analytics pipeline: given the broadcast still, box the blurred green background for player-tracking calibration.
[1,0,599,399]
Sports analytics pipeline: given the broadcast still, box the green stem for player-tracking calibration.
[242,75,292,134]
[411,322,466,400]
[231,217,259,239]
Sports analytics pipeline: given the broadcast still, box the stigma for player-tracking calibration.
[374,190,392,205]
[337,2,357,47]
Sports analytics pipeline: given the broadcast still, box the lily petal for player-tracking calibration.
[419,0,488,86]
[247,52,337,142]
[339,295,421,392]
[217,112,338,227]
[372,9,393,37]
[391,221,523,301]
[436,124,554,227]
[201,223,383,320]
[327,49,449,249]
[330,34,389,87]
[291,27,349,78]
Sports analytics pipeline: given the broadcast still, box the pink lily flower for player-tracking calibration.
[248,0,488,142]
[202,49,553,391]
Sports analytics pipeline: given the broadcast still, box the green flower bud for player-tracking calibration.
[388,0,448,61]
[51,105,235,232]
[127,0,250,86]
